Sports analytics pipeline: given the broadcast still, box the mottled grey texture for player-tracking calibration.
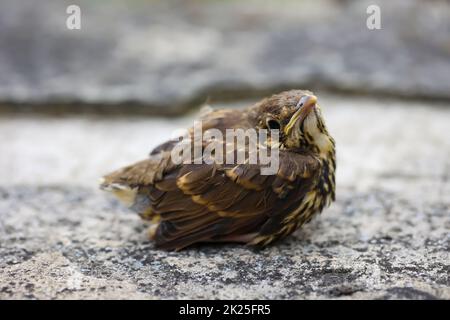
[0,186,448,299]
[1,0,450,114]
[0,96,449,299]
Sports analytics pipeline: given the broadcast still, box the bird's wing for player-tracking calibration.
[145,148,319,250]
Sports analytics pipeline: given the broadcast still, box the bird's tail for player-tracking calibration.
[99,174,139,208]
[99,159,155,207]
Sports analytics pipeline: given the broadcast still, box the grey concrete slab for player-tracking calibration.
[0,95,449,299]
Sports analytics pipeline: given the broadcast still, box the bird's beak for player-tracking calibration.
[284,95,317,135]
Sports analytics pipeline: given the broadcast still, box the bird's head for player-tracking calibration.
[251,90,335,158]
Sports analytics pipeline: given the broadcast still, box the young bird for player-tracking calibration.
[100,90,336,250]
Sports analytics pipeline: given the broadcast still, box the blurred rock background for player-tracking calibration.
[1,0,450,113]
[0,0,449,300]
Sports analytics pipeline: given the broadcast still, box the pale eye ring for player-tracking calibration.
[266,118,281,130]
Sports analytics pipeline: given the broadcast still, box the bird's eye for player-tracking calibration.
[266,119,281,130]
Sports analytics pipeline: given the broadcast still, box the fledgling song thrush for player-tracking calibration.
[101,90,336,250]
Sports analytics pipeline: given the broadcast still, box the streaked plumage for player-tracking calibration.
[101,90,336,250]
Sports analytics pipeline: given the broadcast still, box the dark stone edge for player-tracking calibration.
[1,81,450,117]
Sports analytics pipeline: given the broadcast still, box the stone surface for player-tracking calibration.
[0,95,449,299]
[0,185,449,300]
[1,0,450,114]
